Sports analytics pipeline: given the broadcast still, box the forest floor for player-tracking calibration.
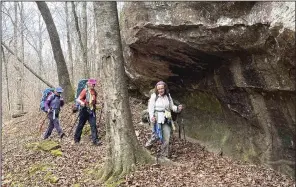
[2,88,295,187]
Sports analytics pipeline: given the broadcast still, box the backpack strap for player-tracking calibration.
[168,93,171,102]
[86,88,90,103]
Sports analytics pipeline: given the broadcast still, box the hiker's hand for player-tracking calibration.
[151,116,156,123]
[80,102,85,107]
[95,104,101,110]
[47,109,50,113]
[178,105,183,112]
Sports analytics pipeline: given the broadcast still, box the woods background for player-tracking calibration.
[2,2,124,119]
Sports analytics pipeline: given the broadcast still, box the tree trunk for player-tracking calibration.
[20,2,25,112]
[14,2,24,113]
[2,47,12,118]
[36,1,74,102]
[92,5,97,77]
[82,2,88,77]
[93,1,153,182]
[37,15,45,91]
[72,2,89,78]
[65,2,74,83]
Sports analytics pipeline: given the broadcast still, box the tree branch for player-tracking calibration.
[2,42,54,88]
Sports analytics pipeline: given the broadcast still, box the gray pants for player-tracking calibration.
[44,111,63,139]
[145,122,172,157]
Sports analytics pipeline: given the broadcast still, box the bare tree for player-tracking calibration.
[36,1,74,102]
[20,2,25,80]
[19,2,26,111]
[2,46,12,118]
[14,2,24,114]
[65,2,74,83]
[72,2,89,78]
[93,1,153,182]
[82,2,88,75]
[22,17,46,92]
[2,42,54,88]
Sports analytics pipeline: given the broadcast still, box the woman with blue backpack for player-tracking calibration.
[43,86,65,139]
[74,78,102,146]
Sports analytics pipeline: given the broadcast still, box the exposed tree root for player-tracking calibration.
[97,148,184,185]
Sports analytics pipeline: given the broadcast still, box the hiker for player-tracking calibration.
[43,86,65,139]
[145,81,183,158]
[74,78,102,146]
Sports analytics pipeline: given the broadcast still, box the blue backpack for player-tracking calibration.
[72,79,88,113]
[40,88,55,112]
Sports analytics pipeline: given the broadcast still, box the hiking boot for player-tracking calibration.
[71,140,80,145]
[145,142,153,149]
[145,139,154,149]
[60,133,65,139]
[93,141,102,146]
[159,156,171,162]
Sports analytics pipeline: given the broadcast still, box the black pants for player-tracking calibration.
[74,108,99,143]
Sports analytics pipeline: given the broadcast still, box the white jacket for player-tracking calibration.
[148,93,178,124]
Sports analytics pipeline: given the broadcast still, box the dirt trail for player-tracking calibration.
[2,95,295,187]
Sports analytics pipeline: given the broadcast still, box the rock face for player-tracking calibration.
[121,2,295,177]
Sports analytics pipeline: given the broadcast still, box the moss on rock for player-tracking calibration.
[24,142,39,150]
[25,140,60,152]
[38,140,60,151]
[44,172,59,184]
[50,149,63,157]
[183,91,222,114]
[29,163,51,176]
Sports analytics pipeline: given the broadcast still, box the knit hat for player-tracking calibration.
[87,78,97,85]
[156,81,166,86]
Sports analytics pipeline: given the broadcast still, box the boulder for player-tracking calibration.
[121,2,295,177]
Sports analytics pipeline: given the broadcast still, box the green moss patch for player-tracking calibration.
[29,163,51,176]
[38,140,61,151]
[50,149,63,157]
[25,140,60,152]
[44,172,59,184]
[184,91,222,114]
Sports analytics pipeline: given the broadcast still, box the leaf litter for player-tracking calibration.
[2,85,295,186]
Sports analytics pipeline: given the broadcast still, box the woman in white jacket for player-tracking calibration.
[145,81,183,158]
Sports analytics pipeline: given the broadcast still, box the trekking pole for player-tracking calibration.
[39,114,48,135]
[69,112,81,135]
[178,114,181,139]
[181,118,186,142]
[39,109,51,135]
[156,145,160,165]
[156,123,163,165]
